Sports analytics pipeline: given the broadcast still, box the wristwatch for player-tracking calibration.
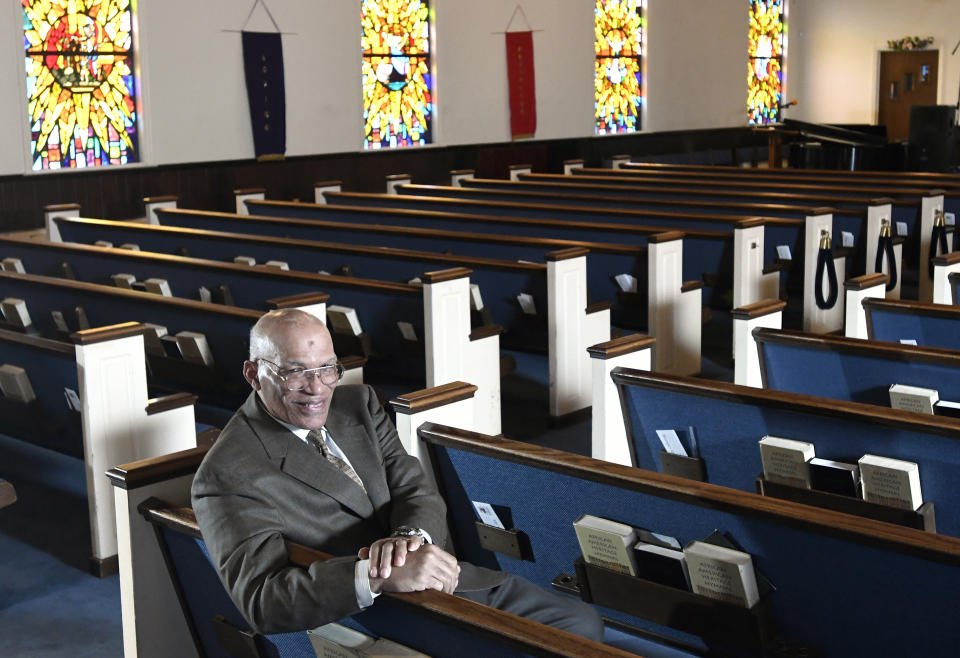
[391,526,428,543]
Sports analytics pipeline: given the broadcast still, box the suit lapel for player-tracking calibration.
[244,393,376,519]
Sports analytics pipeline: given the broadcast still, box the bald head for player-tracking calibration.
[248,309,330,362]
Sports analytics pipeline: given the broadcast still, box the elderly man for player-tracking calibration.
[191,309,603,640]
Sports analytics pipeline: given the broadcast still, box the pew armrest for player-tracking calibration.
[732,298,786,388]
[589,334,654,465]
[844,273,888,339]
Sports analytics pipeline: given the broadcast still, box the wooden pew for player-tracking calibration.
[418,420,960,656]
[864,296,960,352]
[612,367,960,537]
[0,236,501,433]
[320,188,856,334]
[619,160,960,188]
[47,215,599,420]
[454,176,907,300]
[150,205,704,379]
[107,382,641,658]
[0,322,197,574]
[753,326,960,407]
[0,269,263,420]
[238,200,709,374]
[140,497,634,658]
[564,167,954,301]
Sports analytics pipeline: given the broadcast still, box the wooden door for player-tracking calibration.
[878,50,939,140]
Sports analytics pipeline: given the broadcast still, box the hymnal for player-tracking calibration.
[307,622,428,658]
[859,454,923,511]
[233,255,256,266]
[1,298,32,329]
[573,514,637,576]
[175,331,215,366]
[143,278,173,296]
[469,284,484,311]
[142,324,169,357]
[889,384,938,415]
[634,539,689,590]
[264,260,290,270]
[808,458,860,497]
[934,400,960,419]
[516,293,537,315]
[327,305,363,336]
[396,321,417,342]
[0,364,36,403]
[119,243,140,251]
[684,540,760,608]
[759,436,815,489]
[1,257,25,273]
[111,273,136,289]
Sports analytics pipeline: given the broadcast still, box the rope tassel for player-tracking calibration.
[815,231,839,310]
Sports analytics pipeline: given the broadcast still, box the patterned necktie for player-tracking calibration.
[308,427,367,493]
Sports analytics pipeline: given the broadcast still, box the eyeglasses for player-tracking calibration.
[258,359,344,389]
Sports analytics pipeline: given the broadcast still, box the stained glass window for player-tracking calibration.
[22,0,139,171]
[748,0,785,125]
[595,0,643,135]
[361,0,433,150]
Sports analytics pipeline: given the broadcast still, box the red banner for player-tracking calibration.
[505,31,536,139]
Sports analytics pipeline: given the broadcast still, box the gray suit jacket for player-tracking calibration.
[191,385,506,634]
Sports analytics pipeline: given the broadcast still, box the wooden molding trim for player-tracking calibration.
[863,296,960,319]
[449,169,475,175]
[753,327,960,367]
[545,247,589,262]
[44,203,81,211]
[587,333,655,359]
[508,163,532,170]
[585,301,612,314]
[681,280,703,293]
[932,251,960,266]
[53,217,546,275]
[844,272,888,290]
[418,421,960,565]
[730,298,786,319]
[389,381,478,415]
[107,445,210,490]
[0,328,75,355]
[233,187,266,195]
[925,189,947,197]
[143,195,179,204]
[71,321,148,345]
[266,291,332,309]
[869,197,894,206]
[469,324,504,342]
[646,230,685,244]
[1,269,263,320]
[386,173,411,181]
[809,206,836,216]
[340,354,366,370]
[146,392,198,416]
[734,217,767,229]
[314,180,342,187]
[420,267,472,284]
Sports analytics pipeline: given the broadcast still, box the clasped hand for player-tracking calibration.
[360,536,460,594]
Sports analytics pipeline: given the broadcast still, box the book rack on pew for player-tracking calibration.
[755,477,936,532]
[552,558,779,656]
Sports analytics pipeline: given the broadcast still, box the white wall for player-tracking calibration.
[645,0,747,131]
[16,1,948,177]
[789,0,960,124]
